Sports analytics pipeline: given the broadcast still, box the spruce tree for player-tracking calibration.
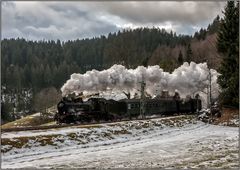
[217,1,239,107]
[207,15,220,34]
[178,50,183,65]
[186,44,193,63]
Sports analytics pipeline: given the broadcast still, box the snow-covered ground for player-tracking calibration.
[1,115,239,169]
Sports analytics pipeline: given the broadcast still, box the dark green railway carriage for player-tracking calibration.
[104,99,126,118]
[178,100,192,113]
[119,99,141,117]
[178,99,202,113]
[144,99,178,114]
[106,98,202,117]
[115,98,179,117]
[192,99,202,111]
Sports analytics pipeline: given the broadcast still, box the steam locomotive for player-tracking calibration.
[54,91,202,124]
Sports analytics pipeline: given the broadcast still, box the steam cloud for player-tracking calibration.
[61,62,220,107]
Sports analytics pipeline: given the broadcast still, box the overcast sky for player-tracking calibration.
[2,1,225,41]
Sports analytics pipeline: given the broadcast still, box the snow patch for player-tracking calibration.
[2,116,238,169]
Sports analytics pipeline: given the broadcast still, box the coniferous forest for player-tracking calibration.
[1,17,220,91]
[1,1,239,123]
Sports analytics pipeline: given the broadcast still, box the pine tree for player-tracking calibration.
[217,1,239,107]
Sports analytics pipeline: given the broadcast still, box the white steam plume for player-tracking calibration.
[61,62,220,107]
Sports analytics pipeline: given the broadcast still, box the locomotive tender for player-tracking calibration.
[54,91,202,124]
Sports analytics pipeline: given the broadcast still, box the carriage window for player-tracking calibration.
[128,104,131,110]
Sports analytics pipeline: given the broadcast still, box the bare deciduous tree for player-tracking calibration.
[33,87,61,116]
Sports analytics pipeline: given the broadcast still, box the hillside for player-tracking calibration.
[148,33,222,70]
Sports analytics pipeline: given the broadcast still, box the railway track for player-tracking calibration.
[1,114,196,133]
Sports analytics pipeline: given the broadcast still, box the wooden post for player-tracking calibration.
[139,79,146,119]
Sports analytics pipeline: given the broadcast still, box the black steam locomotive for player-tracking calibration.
[54,91,202,124]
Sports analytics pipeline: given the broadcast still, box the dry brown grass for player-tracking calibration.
[1,134,61,153]
[1,114,53,129]
[214,108,239,126]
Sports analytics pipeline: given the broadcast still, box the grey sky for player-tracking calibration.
[2,1,225,41]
